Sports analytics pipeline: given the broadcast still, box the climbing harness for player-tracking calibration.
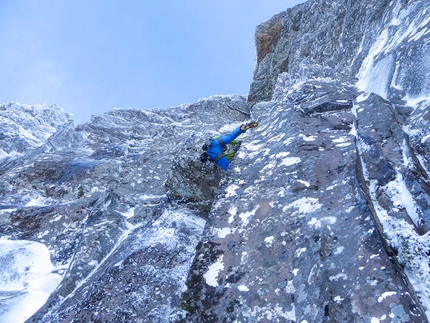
[201,136,227,164]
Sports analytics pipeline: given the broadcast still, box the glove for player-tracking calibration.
[241,121,258,132]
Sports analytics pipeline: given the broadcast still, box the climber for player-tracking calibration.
[200,121,258,170]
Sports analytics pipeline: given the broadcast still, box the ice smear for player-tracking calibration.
[0,240,62,323]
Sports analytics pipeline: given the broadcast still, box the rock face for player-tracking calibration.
[0,97,250,323]
[2,0,430,322]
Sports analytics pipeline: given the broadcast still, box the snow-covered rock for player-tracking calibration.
[0,239,62,323]
[0,103,74,159]
[1,0,430,322]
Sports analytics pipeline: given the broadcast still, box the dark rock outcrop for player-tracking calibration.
[179,78,428,322]
[1,0,430,322]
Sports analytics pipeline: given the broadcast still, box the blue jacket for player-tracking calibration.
[207,126,244,170]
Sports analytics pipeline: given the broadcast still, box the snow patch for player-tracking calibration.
[329,273,348,281]
[214,227,233,239]
[296,247,306,258]
[239,206,259,226]
[25,195,51,207]
[334,246,344,255]
[225,184,239,197]
[274,152,290,159]
[356,93,371,103]
[228,206,237,224]
[204,255,224,287]
[333,136,351,145]
[378,291,396,302]
[242,303,296,321]
[307,216,337,229]
[264,236,275,247]
[238,285,249,292]
[297,180,310,187]
[300,134,317,141]
[283,137,295,146]
[334,296,344,303]
[120,207,135,219]
[219,122,242,133]
[0,240,62,323]
[280,157,301,167]
[385,171,421,227]
[283,197,323,216]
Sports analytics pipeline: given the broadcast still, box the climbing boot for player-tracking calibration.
[241,121,258,132]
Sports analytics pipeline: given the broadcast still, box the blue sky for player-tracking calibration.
[0,1,306,125]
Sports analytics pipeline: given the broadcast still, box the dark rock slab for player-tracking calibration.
[178,81,427,322]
